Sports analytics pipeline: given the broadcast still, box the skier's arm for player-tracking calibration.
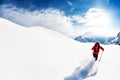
[100,46,104,51]
[91,46,94,50]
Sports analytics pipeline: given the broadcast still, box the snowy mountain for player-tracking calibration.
[0,18,120,80]
[75,33,120,45]
[116,32,120,45]
[104,32,120,45]
[105,37,117,44]
[75,36,107,44]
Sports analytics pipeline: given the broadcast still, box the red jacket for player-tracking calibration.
[91,45,104,55]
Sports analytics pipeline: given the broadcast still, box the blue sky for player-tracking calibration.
[0,0,120,15]
[0,0,111,14]
[0,0,120,38]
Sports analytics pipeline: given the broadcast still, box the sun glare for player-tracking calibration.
[85,8,111,28]
[77,8,117,38]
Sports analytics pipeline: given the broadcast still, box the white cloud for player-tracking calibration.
[70,15,87,24]
[71,8,118,38]
[0,4,74,37]
[85,8,110,27]
[0,5,118,38]
[66,1,74,12]
[66,1,73,6]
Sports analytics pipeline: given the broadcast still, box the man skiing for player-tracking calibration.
[91,42,104,61]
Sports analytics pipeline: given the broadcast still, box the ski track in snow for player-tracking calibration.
[64,56,99,80]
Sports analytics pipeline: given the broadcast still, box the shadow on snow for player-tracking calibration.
[64,56,99,80]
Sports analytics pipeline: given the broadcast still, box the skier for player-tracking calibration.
[91,42,104,61]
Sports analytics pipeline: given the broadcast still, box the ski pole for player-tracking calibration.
[99,51,103,62]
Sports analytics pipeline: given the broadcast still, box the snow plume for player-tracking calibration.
[0,4,74,37]
[64,56,98,80]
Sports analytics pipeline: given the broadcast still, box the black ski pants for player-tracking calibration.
[93,54,98,61]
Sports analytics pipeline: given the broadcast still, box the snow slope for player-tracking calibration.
[0,18,90,80]
[0,18,120,80]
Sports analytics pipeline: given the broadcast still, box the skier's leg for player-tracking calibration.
[93,54,97,61]
[93,54,96,60]
[96,55,98,61]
